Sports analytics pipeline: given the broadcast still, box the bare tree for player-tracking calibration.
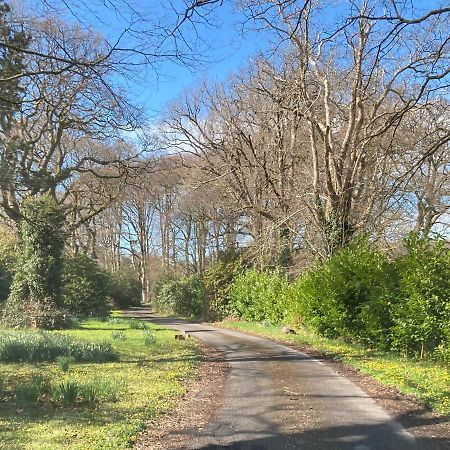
[237,0,450,253]
[0,12,143,223]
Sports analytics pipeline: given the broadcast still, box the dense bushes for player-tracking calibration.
[63,255,142,315]
[154,275,205,318]
[226,235,450,362]
[0,202,141,323]
[285,240,395,346]
[203,257,244,320]
[62,254,110,316]
[107,272,141,309]
[154,255,244,320]
[1,233,141,320]
[228,269,288,323]
[391,235,450,357]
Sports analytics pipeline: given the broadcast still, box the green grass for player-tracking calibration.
[0,330,117,363]
[0,318,200,449]
[217,320,450,415]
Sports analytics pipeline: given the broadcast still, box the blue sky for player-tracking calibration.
[136,8,265,116]
[131,3,265,116]
[41,0,264,116]
[26,0,449,118]
[20,0,263,116]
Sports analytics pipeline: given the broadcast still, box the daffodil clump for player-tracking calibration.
[0,318,199,449]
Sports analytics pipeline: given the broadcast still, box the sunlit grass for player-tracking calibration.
[0,318,199,450]
[217,320,450,415]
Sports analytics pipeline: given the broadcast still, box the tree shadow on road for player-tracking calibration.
[191,408,449,450]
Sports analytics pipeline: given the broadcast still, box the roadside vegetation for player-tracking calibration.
[154,235,450,415]
[0,0,449,441]
[0,196,142,328]
[0,317,199,450]
[0,198,200,449]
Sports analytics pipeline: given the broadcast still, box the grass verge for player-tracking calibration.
[217,320,450,415]
[0,318,199,450]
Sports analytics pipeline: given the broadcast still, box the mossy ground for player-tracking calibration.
[0,318,199,449]
[218,320,450,415]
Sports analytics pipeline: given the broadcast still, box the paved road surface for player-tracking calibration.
[127,309,418,450]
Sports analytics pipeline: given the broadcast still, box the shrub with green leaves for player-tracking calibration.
[390,235,450,357]
[0,330,117,362]
[286,240,394,343]
[224,235,450,362]
[203,256,244,320]
[434,343,450,365]
[155,274,205,318]
[62,253,109,316]
[107,272,142,308]
[228,269,288,324]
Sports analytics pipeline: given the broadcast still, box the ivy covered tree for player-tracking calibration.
[0,226,15,301]
[2,195,67,328]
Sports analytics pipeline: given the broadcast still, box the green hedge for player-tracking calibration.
[228,269,288,323]
[285,240,395,346]
[391,235,450,357]
[62,254,110,316]
[226,235,450,362]
[203,257,244,320]
[154,274,205,318]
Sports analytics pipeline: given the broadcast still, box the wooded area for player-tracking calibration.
[0,0,448,348]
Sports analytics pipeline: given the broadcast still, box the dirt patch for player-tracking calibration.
[134,342,229,450]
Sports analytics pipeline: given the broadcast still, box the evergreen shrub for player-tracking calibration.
[62,254,109,316]
[228,269,288,323]
[390,235,450,357]
[154,274,205,318]
[203,256,244,320]
[107,272,141,309]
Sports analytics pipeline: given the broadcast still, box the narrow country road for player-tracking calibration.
[126,309,419,450]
